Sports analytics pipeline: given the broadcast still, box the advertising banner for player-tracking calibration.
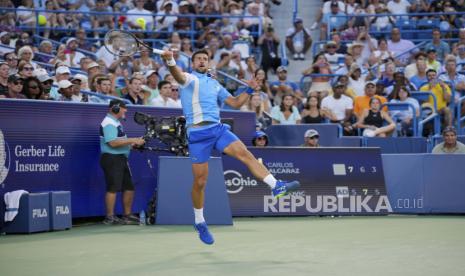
[0,100,255,219]
[223,147,390,216]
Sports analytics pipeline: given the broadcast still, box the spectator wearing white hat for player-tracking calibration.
[141,70,160,104]
[73,74,89,91]
[49,66,72,100]
[37,73,54,100]
[65,38,85,68]
[57,80,77,102]
[55,66,71,82]
[302,129,320,147]
[69,75,88,102]
[87,61,101,81]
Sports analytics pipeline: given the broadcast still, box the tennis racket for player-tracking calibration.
[104,29,164,57]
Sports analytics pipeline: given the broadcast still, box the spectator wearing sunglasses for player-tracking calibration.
[22,77,45,100]
[4,52,18,75]
[2,75,26,99]
[302,129,320,148]
[17,61,34,79]
[324,41,345,72]
[252,131,269,147]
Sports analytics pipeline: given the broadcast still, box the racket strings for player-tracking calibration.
[105,31,139,56]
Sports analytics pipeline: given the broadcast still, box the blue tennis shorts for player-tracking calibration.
[187,123,239,163]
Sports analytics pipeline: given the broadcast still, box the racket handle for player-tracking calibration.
[153,48,164,55]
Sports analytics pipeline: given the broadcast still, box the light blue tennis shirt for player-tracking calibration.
[179,71,232,126]
[99,114,130,157]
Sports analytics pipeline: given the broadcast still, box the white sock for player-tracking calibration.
[194,208,205,224]
[263,174,277,189]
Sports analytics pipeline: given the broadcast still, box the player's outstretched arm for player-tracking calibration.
[161,50,187,85]
[224,78,259,109]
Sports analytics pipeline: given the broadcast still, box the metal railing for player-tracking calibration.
[410,91,441,136]
[292,0,298,24]
[327,12,465,39]
[382,102,418,136]
[3,8,263,45]
[457,95,465,135]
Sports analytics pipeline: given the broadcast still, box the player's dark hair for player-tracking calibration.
[191,49,210,62]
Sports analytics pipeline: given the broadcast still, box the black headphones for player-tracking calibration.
[111,102,121,114]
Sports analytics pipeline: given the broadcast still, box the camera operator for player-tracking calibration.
[100,99,145,225]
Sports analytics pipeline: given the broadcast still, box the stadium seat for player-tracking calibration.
[264,124,341,146]
[416,18,440,39]
[395,19,416,40]
[331,137,362,147]
[366,137,428,153]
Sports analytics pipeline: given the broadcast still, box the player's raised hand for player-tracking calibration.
[161,50,174,61]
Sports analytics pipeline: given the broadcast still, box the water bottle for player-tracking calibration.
[139,210,146,226]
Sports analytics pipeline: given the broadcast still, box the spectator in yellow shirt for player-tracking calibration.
[420,69,452,126]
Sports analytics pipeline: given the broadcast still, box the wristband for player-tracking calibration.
[246,87,254,94]
[166,58,176,67]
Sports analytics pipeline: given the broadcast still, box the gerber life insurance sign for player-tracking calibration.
[223,147,391,216]
[0,128,69,190]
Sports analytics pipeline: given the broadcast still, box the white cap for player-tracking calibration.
[56,66,71,75]
[58,80,73,89]
[66,38,77,45]
[304,129,319,138]
[87,62,99,69]
[179,1,189,6]
[39,40,53,47]
[72,73,88,82]
[0,31,10,38]
[33,68,48,77]
[163,0,173,7]
[37,74,52,83]
[144,70,158,78]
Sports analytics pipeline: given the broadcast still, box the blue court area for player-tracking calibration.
[0,216,464,276]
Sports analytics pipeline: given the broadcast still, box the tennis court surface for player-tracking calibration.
[1,216,464,276]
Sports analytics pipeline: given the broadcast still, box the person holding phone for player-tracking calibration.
[420,69,452,126]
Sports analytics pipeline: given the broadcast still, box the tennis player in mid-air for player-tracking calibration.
[160,49,300,245]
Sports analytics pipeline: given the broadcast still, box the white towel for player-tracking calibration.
[4,190,29,222]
